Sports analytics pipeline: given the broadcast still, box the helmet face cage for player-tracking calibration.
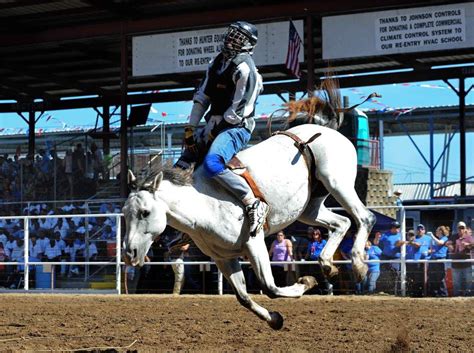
[223,25,254,56]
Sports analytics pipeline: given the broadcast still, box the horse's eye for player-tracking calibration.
[141,210,150,219]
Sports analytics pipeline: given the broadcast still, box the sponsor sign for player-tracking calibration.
[323,3,474,59]
[132,20,303,76]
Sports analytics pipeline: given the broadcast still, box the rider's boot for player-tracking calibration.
[213,169,269,237]
[245,198,270,237]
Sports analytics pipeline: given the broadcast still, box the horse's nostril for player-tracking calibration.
[132,248,138,259]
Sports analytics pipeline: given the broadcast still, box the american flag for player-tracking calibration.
[285,21,302,78]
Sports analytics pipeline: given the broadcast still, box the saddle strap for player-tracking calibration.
[272,131,321,188]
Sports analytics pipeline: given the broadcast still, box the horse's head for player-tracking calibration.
[122,170,167,267]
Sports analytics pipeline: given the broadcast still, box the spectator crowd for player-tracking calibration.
[266,220,473,297]
[0,142,107,211]
[0,201,120,288]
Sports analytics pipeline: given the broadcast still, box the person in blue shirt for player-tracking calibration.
[405,229,418,296]
[376,221,404,294]
[427,225,450,297]
[306,229,327,261]
[362,240,382,294]
[304,228,332,295]
[378,221,404,263]
[406,224,432,297]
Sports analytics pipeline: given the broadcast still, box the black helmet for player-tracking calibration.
[222,21,258,57]
[390,221,401,229]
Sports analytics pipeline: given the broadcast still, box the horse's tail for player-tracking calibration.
[280,73,343,130]
[320,73,343,129]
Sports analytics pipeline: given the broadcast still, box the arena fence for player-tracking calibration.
[0,204,472,296]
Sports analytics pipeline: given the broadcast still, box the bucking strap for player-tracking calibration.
[227,156,267,204]
[226,156,269,231]
[272,131,321,188]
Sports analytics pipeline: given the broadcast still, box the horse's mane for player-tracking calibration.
[279,74,343,130]
[137,162,194,189]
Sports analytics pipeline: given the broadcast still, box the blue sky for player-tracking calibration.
[0,78,472,185]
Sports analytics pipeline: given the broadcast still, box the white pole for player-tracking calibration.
[218,270,223,295]
[400,206,407,297]
[24,216,29,291]
[116,215,122,295]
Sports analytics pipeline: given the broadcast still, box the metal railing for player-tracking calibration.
[0,203,472,295]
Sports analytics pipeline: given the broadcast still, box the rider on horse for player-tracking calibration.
[175,21,269,236]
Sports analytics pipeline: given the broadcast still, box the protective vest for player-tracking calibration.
[203,52,258,119]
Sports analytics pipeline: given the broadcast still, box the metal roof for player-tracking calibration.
[366,104,474,136]
[0,0,473,111]
[394,182,474,201]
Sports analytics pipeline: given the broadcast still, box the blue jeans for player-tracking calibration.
[356,271,380,294]
[203,126,251,177]
[452,266,472,296]
[364,271,380,293]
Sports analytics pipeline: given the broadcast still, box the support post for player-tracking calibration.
[429,117,434,200]
[444,77,468,198]
[378,119,384,169]
[459,77,466,197]
[120,29,129,198]
[218,270,223,295]
[400,206,406,297]
[28,110,35,156]
[116,215,122,295]
[103,104,110,156]
[167,132,173,161]
[24,216,29,290]
[305,15,314,96]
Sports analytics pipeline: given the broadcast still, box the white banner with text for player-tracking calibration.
[132,20,304,77]
[322,2,474,59]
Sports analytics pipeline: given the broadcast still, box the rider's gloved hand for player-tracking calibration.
[208,119,232,144]
[184,125,198,154]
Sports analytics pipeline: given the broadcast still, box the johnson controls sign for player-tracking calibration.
[323,2,474,59]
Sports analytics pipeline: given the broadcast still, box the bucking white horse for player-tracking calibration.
[122,121,376,329]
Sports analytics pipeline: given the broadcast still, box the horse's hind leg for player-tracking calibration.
[244,233,317,299]
[214,258,283,330]
[298,195,351,277]
[319,177,376,282]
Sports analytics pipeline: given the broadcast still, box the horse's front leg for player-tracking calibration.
[214,258,283,330]
[244,231,316,298]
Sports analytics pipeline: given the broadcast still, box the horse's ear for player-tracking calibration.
[128,170,137,188]
[152,172,163,192]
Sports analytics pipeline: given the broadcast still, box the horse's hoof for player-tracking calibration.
[354,264,368,283]
[298,276,317,291]
[268,311,284,330]
[322,264,339,278]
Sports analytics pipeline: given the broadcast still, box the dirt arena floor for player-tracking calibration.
[0,294,472,352]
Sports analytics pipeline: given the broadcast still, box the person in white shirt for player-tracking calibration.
[75,223,93,235]
[36,231,50,254]
[101,225,115,241]
[39,215,58,231]
[9,239,24,262]
[43,239,62,261]
[2,219,16,232]
[53,232,66,252]
[0,230,8,247]
[29,235,43,260]
[4,235,17,259]
[54,218,70,239]
[87,241,98,261]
